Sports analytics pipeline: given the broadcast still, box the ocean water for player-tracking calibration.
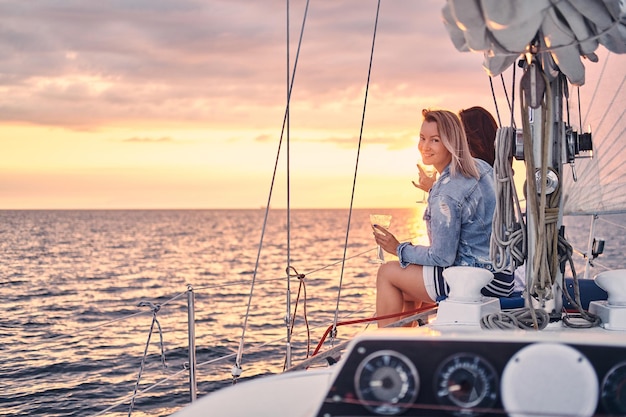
[1,208,624,416]
[0,208,431,417]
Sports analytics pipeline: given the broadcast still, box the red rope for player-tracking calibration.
[312,305,435,356]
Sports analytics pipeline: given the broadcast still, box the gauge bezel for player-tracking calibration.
[354,349,420,415]
[434,352,498,416]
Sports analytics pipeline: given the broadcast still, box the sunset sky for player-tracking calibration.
[0,0,615,209]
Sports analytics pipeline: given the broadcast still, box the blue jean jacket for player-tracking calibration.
[397,158,495,270]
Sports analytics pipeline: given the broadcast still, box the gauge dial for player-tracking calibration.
[435,353,498,416]
[354,349,420,415]
[602,361,626,415]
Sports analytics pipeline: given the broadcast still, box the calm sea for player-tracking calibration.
[1,208,624,416]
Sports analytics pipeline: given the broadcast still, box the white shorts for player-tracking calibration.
[423,265,515,301]
[422,265,448,302]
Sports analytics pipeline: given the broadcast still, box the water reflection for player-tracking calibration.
[0,208,428,416]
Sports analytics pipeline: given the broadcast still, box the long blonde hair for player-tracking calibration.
[422,108,479,179]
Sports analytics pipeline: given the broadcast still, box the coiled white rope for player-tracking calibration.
[481,307,549,330]
[490,126,526,273]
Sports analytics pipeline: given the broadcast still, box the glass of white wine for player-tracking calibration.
[369,214,392,263]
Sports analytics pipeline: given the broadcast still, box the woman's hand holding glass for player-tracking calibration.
[371,221,400,263]
[370,214,392,263]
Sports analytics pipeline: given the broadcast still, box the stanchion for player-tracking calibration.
[187,284,197,402]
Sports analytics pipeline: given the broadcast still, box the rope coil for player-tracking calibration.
[481,308,550,330]
[491,126,527,273]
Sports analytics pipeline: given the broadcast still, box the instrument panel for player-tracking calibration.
[315,331,626,417]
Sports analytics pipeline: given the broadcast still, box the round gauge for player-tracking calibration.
[601,361,626,415]
[354,349,420,415]
[434,353,498,416]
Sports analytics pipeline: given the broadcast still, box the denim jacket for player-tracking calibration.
[397,158,495,270]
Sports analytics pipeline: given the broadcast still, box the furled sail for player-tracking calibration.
[442,0,626,85]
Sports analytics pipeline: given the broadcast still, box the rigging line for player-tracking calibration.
[582,49,611,128]
[331,0,382,335]
[193,243,393,293]
[489,76,502,127]
[585,258,609,272]
[89,367,189,417]
[601,107,626,140]
[233,0,311,376]
[500,68,514,121]
[598,216,626,231]
[230,227,411,289]
[567,81,583,127]
[284,267,310,372]
[491,66,517,129]
[128,303,167,417]
[565,76,571,126]
[510,63,516,128]
[499,71,512,124]
[89,302,376,417]
[3,290,188,356]
[587,72,626,136]
[196,303,376,369]
[292,232,417,276]
[285,0,293,371]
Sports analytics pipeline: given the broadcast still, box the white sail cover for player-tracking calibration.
[442,0,626,86]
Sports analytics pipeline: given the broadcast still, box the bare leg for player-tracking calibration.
[402,299,417,327]
[403,299,416,312]
[376,262,433,328]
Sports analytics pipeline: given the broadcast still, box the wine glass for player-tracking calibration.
[369,214,392,263]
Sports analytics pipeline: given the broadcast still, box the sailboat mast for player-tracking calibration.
[522,56,567,316]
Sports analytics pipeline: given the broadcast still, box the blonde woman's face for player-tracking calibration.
[418,120,452,173]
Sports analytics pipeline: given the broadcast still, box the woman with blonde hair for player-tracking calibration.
[414,105,498,191]
[372,109,513,327]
